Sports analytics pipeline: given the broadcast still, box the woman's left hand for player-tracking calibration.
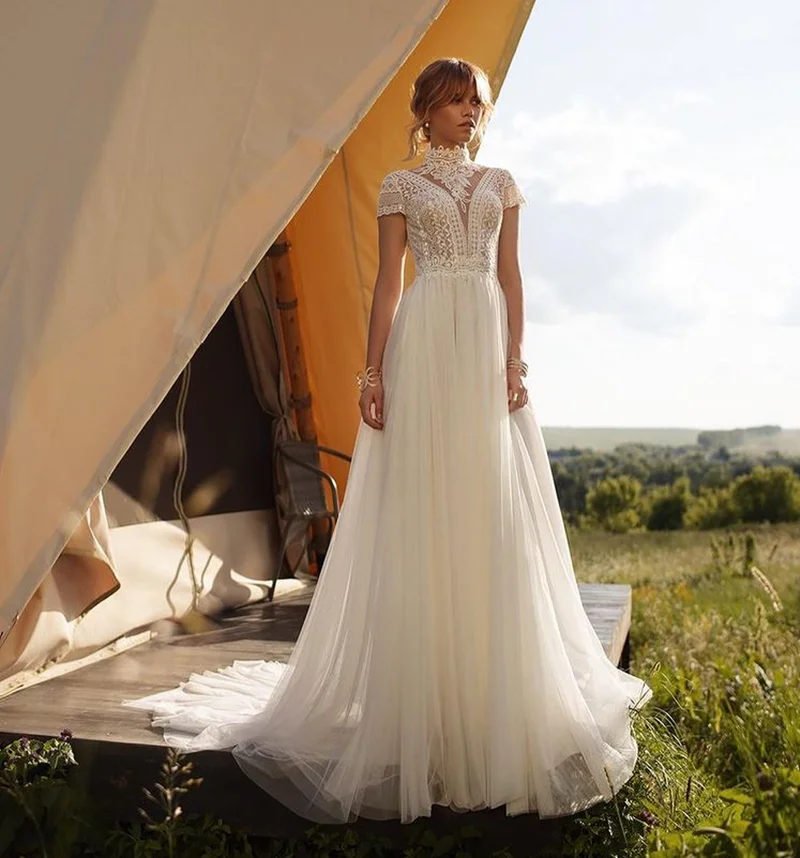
[507,367,528,412]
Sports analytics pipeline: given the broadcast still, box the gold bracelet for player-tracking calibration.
[356,365,382,391]
[506,357,528,377]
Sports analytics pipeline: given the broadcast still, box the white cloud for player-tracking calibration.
[482,101,692,206]
[664,90,714,108]
[483,97,799,333]
[478,0,800,427]
[482,100,709,334]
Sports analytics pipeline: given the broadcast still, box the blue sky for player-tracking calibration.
[479,0,799,429]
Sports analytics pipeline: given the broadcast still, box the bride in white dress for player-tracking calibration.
[125,57,653,825]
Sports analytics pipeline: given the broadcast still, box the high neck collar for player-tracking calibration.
[423,144,471,168]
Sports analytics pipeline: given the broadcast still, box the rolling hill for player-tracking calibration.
[541,426,800,455]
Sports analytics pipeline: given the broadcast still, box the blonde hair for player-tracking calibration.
[405,58,494,160]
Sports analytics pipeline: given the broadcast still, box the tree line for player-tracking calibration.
[549,442,800,532]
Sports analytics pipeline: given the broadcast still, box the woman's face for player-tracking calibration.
[428,81,483,147]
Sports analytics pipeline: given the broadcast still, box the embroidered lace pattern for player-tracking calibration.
[376,145,526,276]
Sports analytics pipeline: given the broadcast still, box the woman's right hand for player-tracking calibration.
[359,382,385,430]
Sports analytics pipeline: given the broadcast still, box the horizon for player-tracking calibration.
[542,423,799,431]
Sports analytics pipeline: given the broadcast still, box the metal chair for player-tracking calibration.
[270,439,352,601]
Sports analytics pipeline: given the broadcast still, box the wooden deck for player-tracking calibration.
[0,580,632,844]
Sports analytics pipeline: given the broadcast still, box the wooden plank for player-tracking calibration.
[0,582,631,747]
[579,583,631,667]
[0,599,307,745]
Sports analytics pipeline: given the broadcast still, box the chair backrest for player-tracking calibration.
[277,440,328,516]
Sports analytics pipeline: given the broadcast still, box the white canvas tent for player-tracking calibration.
[0,0,535,687]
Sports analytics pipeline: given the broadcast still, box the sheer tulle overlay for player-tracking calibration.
[124,146,653,824]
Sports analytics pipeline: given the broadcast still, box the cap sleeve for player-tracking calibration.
[377,171,405,218]
[499,168,527,209]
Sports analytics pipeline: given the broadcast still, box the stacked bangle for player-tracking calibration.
[357,360,524,391]
[356,365,382,391]
[507,357,528,377]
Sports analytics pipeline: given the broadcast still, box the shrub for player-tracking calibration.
[731,465,800,524]
[585,475,643,533]
[684,485,741,530]
[646,477,692,531]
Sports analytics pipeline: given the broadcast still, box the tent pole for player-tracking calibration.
[268,231,326,576]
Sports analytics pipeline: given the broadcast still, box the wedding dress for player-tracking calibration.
[125,144,653,824]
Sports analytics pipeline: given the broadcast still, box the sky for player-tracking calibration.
[478,0,800,429]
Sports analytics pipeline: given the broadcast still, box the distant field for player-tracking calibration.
[542,425,800,454]
[568,520,800,590]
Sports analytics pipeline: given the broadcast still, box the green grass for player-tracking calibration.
[560,522,800,857]
[570,521,800,590]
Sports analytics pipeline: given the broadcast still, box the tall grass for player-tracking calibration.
[561,523,800,857]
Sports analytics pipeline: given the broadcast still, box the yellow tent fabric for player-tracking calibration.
[289,0,536,496]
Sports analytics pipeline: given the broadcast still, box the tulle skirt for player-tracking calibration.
[124,268,653,824]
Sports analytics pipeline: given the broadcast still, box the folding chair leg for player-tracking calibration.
[271,519,309,602]
[272,521,300,602]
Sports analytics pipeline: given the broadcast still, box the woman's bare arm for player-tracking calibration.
[497,204,524,360]
[497,204,529,410]
[366,212,407,367]
[359,211,407,429]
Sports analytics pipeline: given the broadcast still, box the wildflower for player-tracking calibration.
[635,809,658,827]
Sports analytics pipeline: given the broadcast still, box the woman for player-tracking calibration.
[126,57,653,824]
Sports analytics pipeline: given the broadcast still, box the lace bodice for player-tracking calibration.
[377,145,526,276]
